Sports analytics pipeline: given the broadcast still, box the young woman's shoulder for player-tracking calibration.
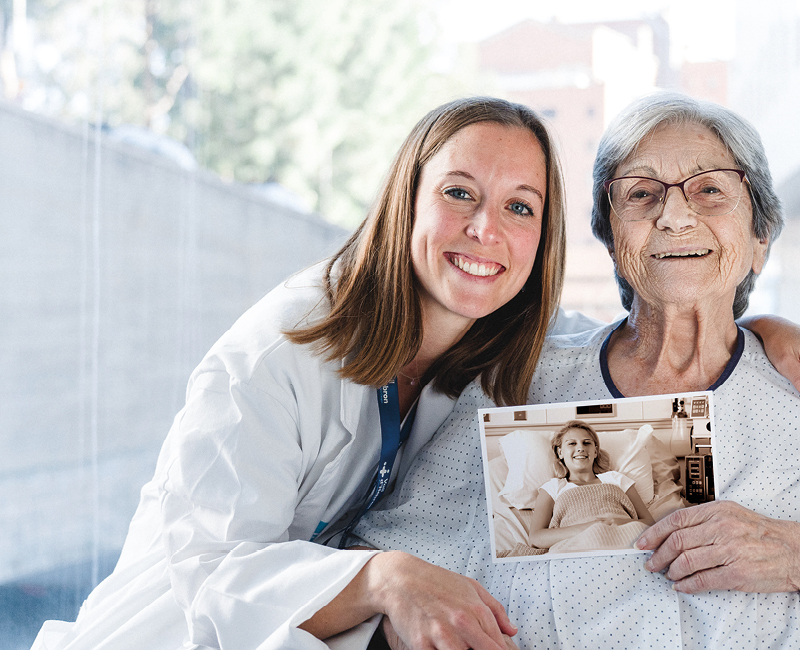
[191,262,336,387]
[222,263,330,342]
[540,477,567,500]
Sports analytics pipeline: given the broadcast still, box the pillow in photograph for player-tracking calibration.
[497,430,553,509]
[646,435,681,487]
[598,425,654,503]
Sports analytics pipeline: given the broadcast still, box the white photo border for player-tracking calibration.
[479,391,717,564]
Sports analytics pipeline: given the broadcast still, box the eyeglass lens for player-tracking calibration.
[608,170,744,221]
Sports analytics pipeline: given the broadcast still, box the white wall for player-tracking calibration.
[0,101,349,581]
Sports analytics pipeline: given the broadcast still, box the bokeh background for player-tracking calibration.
[2,0,799,646]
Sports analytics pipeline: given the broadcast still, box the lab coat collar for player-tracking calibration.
[338,360,457,480]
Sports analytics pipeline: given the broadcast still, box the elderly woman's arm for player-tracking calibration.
[740,315,800,391]
[635,500,800,593]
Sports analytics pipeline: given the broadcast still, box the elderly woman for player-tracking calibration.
[354,93,800,649]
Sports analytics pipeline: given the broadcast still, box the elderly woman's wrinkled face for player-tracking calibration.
[609,122,768,311]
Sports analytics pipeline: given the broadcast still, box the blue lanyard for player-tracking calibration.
[337,378,415,548]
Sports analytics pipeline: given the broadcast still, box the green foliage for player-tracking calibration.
[23,0,451,226]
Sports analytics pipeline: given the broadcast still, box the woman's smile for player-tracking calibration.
[445,252,504,277]
[651,247,712,260]
[559,432,598,473]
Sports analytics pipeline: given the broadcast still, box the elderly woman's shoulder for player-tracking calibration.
[543,319,619,356]
[453,378,495,407]
[739,328,800,395]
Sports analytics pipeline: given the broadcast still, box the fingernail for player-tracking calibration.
[644,559,654,571]
[635,538,646,550]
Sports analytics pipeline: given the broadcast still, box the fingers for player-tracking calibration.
[635,501,800,594]
[639,502,742,574]
[635,501,719,552]
[670,564,739,593]
[477,584,518,638]
[381,617,409,650]
[643,521,707,574]
[377,552,512,650]
[655,539,734,583]
[446,591,509,650]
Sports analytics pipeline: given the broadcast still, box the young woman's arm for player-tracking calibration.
[528,489,594,549]
[299,551,517,649]
[626,486,655,527]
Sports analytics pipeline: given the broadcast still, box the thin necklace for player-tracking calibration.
[398,360,421,386]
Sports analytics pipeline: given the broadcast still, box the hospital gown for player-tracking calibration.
[354,325,800,649]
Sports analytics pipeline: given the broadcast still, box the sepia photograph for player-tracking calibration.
[480,392,716,562]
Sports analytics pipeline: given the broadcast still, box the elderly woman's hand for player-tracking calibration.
[635,500,800,593]
[740,315,800,392]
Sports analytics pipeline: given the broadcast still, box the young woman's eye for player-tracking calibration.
[444,187,472,200]
[508,201,533,216]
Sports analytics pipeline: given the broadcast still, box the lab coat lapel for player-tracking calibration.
[396,384,457,484]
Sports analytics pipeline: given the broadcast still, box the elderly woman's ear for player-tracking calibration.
[751,236,769,275]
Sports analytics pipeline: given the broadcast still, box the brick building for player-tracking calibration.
[476,18,730,320]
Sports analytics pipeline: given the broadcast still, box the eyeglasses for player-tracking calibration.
[604,169,747,222]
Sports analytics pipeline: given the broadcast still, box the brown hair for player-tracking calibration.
[287,97,566,406]
[552,420,611,479]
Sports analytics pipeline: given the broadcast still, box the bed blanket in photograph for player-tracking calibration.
[548,483,646,553]
[551,483,635,527]
[501,484,647,556]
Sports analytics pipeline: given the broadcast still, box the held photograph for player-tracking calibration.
[479,392,716,563]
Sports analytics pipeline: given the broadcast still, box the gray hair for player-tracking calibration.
[590,92,783,318]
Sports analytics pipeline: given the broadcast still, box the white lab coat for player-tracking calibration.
[33,264,456,650]
[32,264,601,650]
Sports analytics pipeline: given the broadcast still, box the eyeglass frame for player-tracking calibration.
[603,168,748,221]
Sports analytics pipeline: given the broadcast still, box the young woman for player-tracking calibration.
[33,97,571,650]
[530,420,654,552]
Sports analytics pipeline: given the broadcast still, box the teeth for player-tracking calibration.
[452,255,500,277]
[654,249,711,259]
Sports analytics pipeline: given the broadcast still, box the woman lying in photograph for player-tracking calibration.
[527,420,654,554]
